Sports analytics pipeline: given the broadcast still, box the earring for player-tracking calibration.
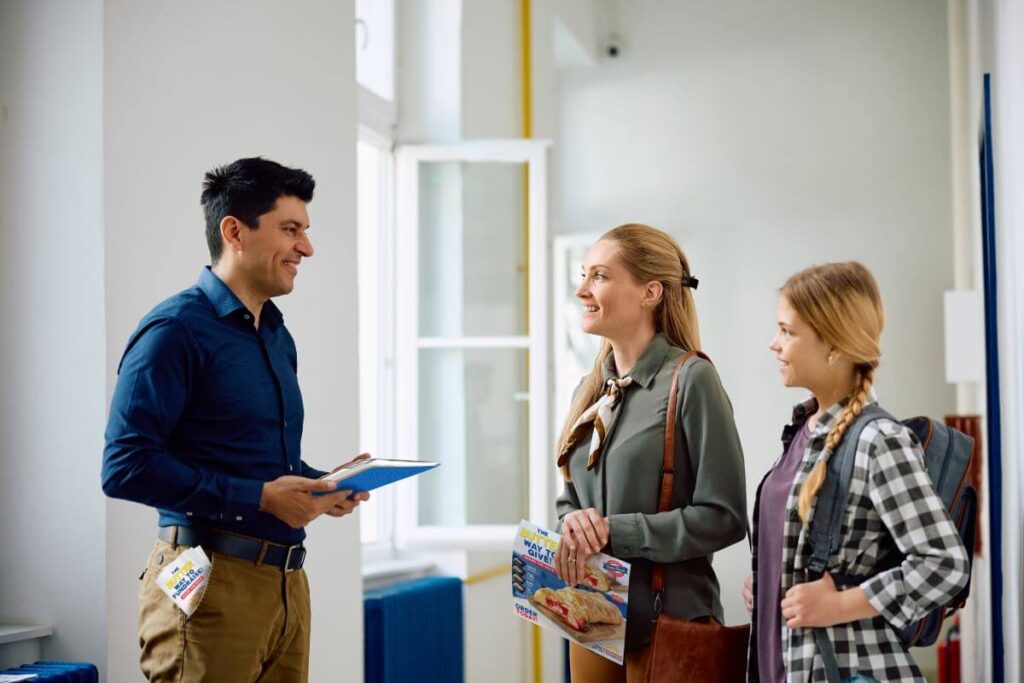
[827,353,834,365]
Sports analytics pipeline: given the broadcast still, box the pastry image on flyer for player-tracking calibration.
[511,520,630,665]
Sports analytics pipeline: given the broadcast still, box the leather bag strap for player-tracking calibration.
[652,350,708,599]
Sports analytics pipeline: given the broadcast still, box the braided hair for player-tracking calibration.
[780,262,885,524]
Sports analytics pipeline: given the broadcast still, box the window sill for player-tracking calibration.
[0,625,53,646]
[362,557,436,591]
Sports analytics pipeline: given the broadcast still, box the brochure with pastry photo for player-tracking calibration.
[511,520,630,665]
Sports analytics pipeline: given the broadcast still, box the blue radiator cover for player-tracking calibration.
[364,576,464,683]
[0,661,98,682]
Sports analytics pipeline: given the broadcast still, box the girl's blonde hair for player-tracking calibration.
[555,224,701,478]
[783,262,885,524]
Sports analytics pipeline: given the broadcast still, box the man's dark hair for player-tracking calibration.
[201,157,315,263]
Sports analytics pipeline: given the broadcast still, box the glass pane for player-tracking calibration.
[418,161,527,337]
[355,0,395,101]
[417,348,528,526]
[357,140,382,545]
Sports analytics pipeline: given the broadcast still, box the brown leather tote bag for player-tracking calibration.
[645,352,750,683]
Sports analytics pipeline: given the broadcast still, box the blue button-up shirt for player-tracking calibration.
[103,268,325,545]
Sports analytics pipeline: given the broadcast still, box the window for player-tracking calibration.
[355,0,396,135]
[392,140,552,550]
[357,129,396,552]
[355,0,398,554]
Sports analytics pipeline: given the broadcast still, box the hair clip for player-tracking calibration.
[682,276,699,290]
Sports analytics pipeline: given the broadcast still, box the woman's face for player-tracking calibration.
[576,239,653,341]
[769,295,832,390]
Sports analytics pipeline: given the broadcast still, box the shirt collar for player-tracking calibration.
[793,388,880,438]
[601,333,673,389]
[197,267,284,329]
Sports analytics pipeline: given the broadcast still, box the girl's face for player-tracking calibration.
[769,295,833,390]
[576,239,653,341]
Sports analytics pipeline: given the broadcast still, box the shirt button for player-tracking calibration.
[244,314,251,320]
[235,515,243,521]
[284,420,288,428]
[288,465,294,472]
[186,511,193,517]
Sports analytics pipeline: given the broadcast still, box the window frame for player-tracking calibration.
[392,139,553,551]
[356,125,399,562]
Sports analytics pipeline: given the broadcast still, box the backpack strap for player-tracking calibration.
[807,404,892,683]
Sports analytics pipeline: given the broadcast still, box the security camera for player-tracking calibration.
[605,33,622,58]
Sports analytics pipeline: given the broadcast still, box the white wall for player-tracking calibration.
[103,1,361,680]
[552,0,958,636]
[0,0,108,675]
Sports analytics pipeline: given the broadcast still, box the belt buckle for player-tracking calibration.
[284,545,305,573]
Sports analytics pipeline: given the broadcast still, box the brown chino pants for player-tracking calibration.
[138,539,311,683]
[569,642,651,683]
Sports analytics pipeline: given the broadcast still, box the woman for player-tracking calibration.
[554,224,747,682]
[743,262,969,682]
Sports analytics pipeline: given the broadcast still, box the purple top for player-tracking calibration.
[756,421,812,683]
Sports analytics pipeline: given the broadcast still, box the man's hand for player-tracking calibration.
[742,573,754,614]
[259,476,355,529]
[325,491,370,518]
[326,452,372,475]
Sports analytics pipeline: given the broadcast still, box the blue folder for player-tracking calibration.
[322,459,439,494]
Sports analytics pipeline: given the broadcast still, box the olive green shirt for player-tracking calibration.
[555,334,748,650]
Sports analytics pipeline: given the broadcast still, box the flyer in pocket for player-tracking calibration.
[511,520,631,665]
[156,546,212,617]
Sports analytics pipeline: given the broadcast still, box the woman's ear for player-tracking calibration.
[642,281,664,308]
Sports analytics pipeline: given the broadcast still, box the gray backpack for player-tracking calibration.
[806,405,977,683]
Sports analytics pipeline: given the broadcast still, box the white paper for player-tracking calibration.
[155,546,212,616]
[0,675,40,681]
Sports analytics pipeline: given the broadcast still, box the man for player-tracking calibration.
[103,157,366,682]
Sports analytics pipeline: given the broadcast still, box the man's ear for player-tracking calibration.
[220,216,244,254]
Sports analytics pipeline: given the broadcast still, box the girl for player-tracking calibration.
[744,262,969,682]
[554,224,748,682]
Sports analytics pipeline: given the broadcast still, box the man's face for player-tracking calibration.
[237,195,313,299]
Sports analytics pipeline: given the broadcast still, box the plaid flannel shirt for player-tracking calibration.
[748,394,970,682]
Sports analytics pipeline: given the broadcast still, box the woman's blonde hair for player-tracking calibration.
[783,262,885,524]
[555,224,701,478]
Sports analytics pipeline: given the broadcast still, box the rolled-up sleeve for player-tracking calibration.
[609,359,747,562]
[102,317,264,513]
[859,422,970,629]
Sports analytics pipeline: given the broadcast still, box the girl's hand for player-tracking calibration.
[781,573,879,628]
[742,573,754,614]
[781,573,841,628]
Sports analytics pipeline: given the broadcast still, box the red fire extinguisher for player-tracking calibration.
[937,615,961,683]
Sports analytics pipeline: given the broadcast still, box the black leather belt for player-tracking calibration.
[158,525,306,572]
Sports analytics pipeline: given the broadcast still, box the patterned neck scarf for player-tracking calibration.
[557,376,634,471]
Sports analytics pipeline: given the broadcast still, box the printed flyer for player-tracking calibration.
[511,520,630,665]
[156,546,211,616]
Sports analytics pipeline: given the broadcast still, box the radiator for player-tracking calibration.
[364,576,464,683]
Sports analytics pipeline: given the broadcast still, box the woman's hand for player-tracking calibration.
[782,573,879,628]
[555,508,609,587]
[742,573,754,614]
